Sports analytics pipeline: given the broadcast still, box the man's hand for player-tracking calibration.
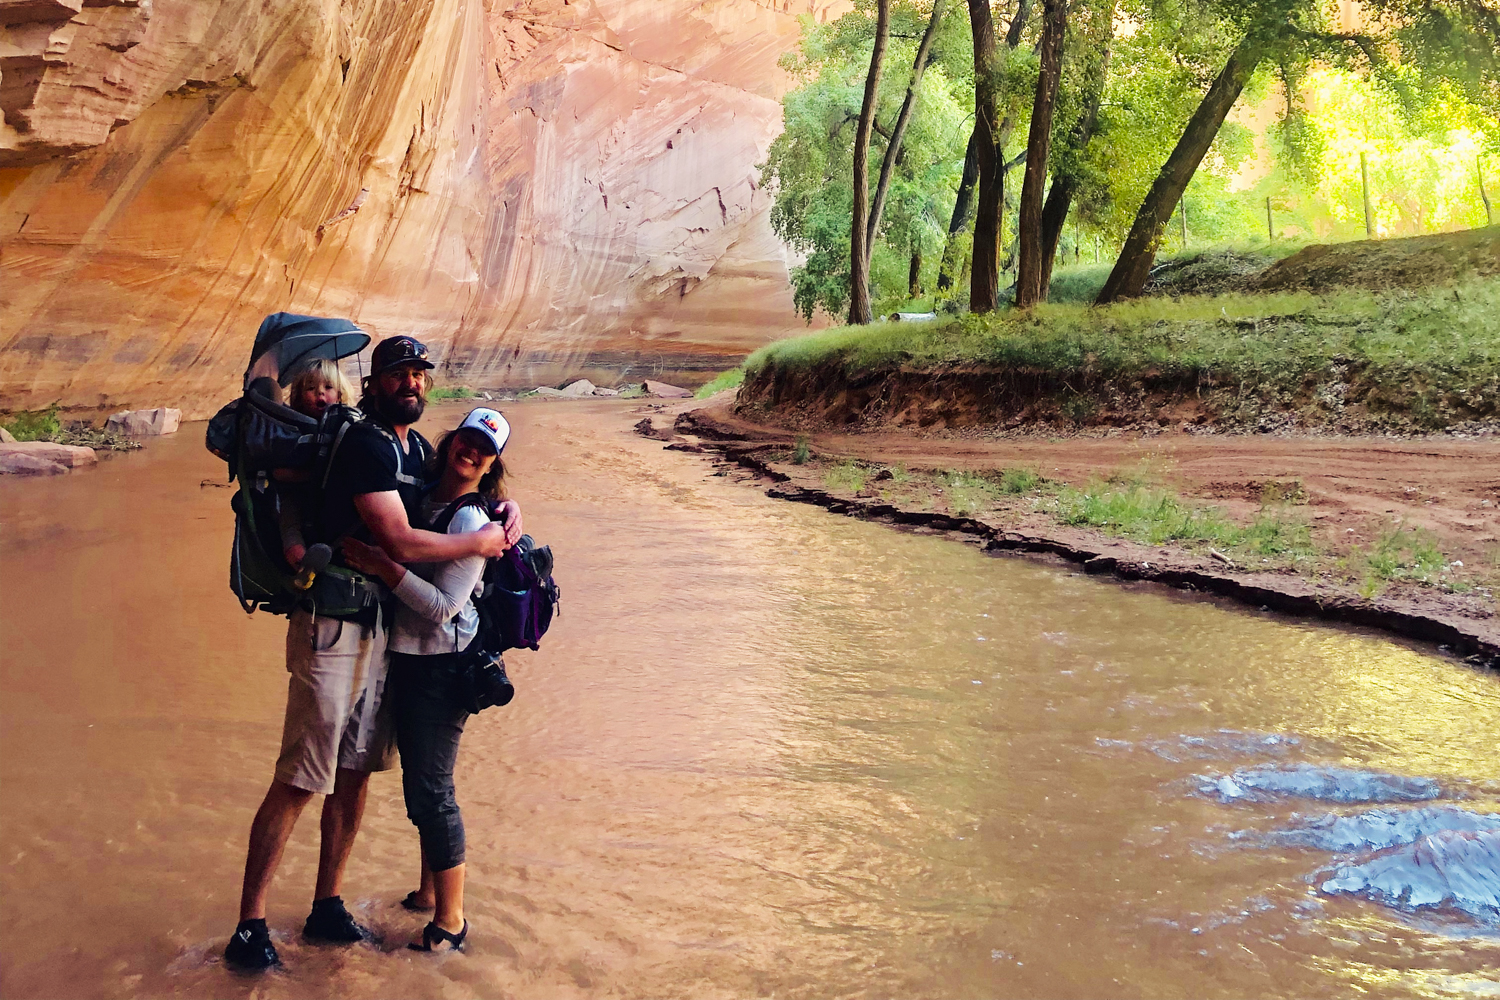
[284,544,307,570]
[497,500,523,546]
[476,522,512,557]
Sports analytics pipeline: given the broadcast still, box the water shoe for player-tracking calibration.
[303,895,370,943]
[408,919,468,953]
[400,890,434,912]
[223,918,279,971]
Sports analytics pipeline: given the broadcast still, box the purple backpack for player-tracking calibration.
[433,496,559,652]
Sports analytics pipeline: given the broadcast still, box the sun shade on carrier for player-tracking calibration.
[207,313,370,471]
[205,313,375,616]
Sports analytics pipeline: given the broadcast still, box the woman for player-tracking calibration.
[342,406,515,952]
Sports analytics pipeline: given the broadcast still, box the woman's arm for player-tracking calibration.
[353,491,519,561]
[341,507,489,624]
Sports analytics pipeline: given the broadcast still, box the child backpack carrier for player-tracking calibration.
[430,494,561,653]
[205,313,374,616]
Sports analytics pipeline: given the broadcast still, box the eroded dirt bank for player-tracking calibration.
[638,399,1498,667]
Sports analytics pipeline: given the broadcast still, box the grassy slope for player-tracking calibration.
[743,276,1500,427]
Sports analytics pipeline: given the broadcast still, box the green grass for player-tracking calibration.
[997,466,1043,494]
[1344,523,1452,596]
[824,460,868,493]
[1039,481,1317,562]
[695,368,745,398]
[742,276,1500,428]
[429,385,477,401]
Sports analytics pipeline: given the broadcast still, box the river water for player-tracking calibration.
[2,399,1497,999]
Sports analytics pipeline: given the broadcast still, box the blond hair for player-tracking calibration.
[287,358,355,412]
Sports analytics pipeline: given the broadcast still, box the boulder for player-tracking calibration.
[0,427,15,444]
[105,407,180,437]
[0,441,98,468]
[534,386,566,397]
[643,380,692,399]
[592,387,620,396]
[0,452,68,476]
[559,379,597,397]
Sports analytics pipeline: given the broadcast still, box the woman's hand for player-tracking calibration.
[284,544,307,570]
[341,537,406,589]
[497,500,523,547]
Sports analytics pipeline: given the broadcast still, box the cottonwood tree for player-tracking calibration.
[1012,0,1069,308]
[849,0,892,324]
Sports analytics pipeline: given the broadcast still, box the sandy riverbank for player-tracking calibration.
[634,395,1498,666]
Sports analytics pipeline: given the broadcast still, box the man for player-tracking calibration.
[225,335,520,970]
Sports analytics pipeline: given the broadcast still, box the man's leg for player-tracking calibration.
[238,779,316,921]
[314,766,371,902]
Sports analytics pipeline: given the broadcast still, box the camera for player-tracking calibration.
[463,649,514,713]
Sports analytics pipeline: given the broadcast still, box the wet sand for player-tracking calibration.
[2,398,1498,999]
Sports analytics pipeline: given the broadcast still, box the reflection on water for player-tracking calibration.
[1,399,1497,999]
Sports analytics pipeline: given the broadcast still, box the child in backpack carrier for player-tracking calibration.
[274,359,356,569]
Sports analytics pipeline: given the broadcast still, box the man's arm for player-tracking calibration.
[352,491,512,562]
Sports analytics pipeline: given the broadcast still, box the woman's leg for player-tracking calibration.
[392,653,470,941]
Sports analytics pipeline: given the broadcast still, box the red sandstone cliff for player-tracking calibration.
[0,0,843,414]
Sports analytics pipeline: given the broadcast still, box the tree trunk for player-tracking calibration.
[937,129,980,290]
[1095,33,1265,304]
[908,246,923,296]
[967,0,1031,313]
[1013,0,1068,309]
[849,0,892,325]
[1037,0,1115,295]
[867,0,946,261]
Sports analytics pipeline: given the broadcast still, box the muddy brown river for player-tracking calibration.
[2,399,1497,999]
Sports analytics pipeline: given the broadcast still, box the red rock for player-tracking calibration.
[1,0,844,416]
[643,380,691,398]
[0,452,69,476]
[0,441,97,467]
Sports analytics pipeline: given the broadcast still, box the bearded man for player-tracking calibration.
[225,335,520,970]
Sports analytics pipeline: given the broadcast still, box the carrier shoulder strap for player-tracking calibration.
[430,492,491,535]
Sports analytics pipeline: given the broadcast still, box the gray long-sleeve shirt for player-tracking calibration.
[387,499,488,655]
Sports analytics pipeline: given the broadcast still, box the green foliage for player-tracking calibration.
[1,406,141,450]
[695,368,746,398]
[793,435,812,465]
[429,386,477,401]
[2,406,61,441]
[764,3,973,321]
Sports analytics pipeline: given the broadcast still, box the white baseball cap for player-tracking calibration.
[457,407,511,454]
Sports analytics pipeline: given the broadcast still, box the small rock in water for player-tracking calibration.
[105,407,180,437]
[534,386,566,397]
[1320,829,1500,923]
[559,379,596,397]
[643,379,691,399]
[1198,764,1441,804]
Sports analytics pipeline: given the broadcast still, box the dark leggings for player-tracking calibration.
[389,651,470,872]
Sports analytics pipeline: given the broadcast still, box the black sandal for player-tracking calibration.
[408,919,468,952]
[400,891,434,913]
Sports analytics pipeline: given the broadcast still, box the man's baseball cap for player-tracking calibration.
[370,335,435,375]
[457,407,511,455]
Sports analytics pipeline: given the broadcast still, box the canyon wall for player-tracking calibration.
[0,0,842,415]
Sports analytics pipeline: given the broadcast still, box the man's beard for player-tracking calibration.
[374,386,426,426]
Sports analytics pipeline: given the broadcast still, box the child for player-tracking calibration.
[276,359,356,569]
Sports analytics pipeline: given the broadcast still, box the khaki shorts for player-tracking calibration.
[274,607,396,795]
